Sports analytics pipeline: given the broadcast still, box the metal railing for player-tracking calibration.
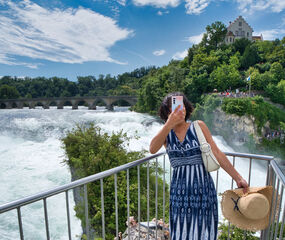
[0,151,284,240]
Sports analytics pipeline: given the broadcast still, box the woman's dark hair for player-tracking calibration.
[158,92,194,122]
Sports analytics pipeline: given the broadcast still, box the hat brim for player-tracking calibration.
[221,186,277,231]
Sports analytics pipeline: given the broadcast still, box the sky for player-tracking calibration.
[0,0,285,82]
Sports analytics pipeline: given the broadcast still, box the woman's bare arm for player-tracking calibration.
[149,124,172,154]
[198,120,248,192]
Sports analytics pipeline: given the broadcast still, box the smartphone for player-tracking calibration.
[171,96,183,112]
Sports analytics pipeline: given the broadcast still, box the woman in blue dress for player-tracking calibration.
[149,92,248,240]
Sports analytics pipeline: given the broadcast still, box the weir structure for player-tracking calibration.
[0,151,284,239]
[0,96,137,110]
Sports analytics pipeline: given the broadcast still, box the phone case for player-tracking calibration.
[171,96,183,112]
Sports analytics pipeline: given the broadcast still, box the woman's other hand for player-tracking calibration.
[236,178,249,194]
[165,105,185,129]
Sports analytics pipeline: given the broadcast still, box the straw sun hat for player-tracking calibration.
[221,186,277,231]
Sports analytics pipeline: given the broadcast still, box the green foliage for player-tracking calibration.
[0,84,20,99]
[61,125,169,239]
[241,44,261,69]
[218,221,259,240]
[209,63,242,91]
[232,38,252,55]
[265,80,285,105]
[221,96,285,133]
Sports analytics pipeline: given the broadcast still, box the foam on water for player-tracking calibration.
[0,107,267,239]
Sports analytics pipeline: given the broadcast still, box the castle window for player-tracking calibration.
[247,32,249,37]
[239,22,242,26]
[230,37,232,42]
[235,31,238,36]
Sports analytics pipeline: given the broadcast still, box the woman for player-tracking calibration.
[149,92,248,240]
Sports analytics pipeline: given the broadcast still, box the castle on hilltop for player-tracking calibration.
[224,16,263,44]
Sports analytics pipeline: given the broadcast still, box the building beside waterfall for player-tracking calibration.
[224,16,263,44]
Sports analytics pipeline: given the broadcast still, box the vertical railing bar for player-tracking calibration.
[231,156,236,190]
[137,165,141,240]
[84,184,89,240]
[17,207,24,240]
[278,201,285,240]
[127,168,130,240]
[100,178,105,240]
[243,230,246,239]
[270,178,280,240]
[248,158,252,186]
[266,161,270,185]
[227,156,235,240]
[43,198,50,240]
[115,174,119,240]
[227,221,231,240]
[216,169,219,193]
[65,191,72,240]
[267,173,276,240]
[274,184,283,240]
[147,161,150,240]
[263,164,274,239]
[163,155,166,233]
[155,158,158,240]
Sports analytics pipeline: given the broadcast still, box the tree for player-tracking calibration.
[200,21,227,51]
[209,63,242,91]
[0,84,20,99]
[241,44,260,69]
[270,62,285,84]
[232,38,251,55]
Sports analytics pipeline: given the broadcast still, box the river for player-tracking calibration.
[0,107,268,239]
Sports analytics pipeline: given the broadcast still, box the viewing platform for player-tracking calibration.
[0,151,284,239]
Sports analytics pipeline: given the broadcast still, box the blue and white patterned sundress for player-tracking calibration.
[166,121,218,240]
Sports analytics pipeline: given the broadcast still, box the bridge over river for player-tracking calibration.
[0,96,137,110]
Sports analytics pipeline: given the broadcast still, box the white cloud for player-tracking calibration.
[172,49,188,60]
[157,10,170,15]
[187,32,204,44]
[236,0,285,14]
[0,0,133,68]
[153,49,166,56]
[132,0,180,8]
[116,0,127,6]
[255,29,285,40]
[185,0,211,14]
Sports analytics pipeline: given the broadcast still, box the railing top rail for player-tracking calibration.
[0,152,165,214]
[224,151,274,161]
[0,151,274,214]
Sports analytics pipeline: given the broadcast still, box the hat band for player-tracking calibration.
[231,197,242,214]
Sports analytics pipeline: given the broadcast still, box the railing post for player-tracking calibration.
[101,178,105,240]
[43,198,50,240]
[137,165,141,240]
[115,174,119,240]
[65,191,72,240]
[17,207,24,240]
[84,184,89,240]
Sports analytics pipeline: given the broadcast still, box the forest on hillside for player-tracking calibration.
[0,21,285,113]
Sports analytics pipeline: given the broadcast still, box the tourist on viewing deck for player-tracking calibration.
[149,92,248,240]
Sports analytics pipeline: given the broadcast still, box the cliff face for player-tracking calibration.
[208,107,267,151]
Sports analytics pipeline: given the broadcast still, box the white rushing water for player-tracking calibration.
[0,107,268,239]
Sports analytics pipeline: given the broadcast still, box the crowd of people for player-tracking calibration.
[265,130,285,144]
